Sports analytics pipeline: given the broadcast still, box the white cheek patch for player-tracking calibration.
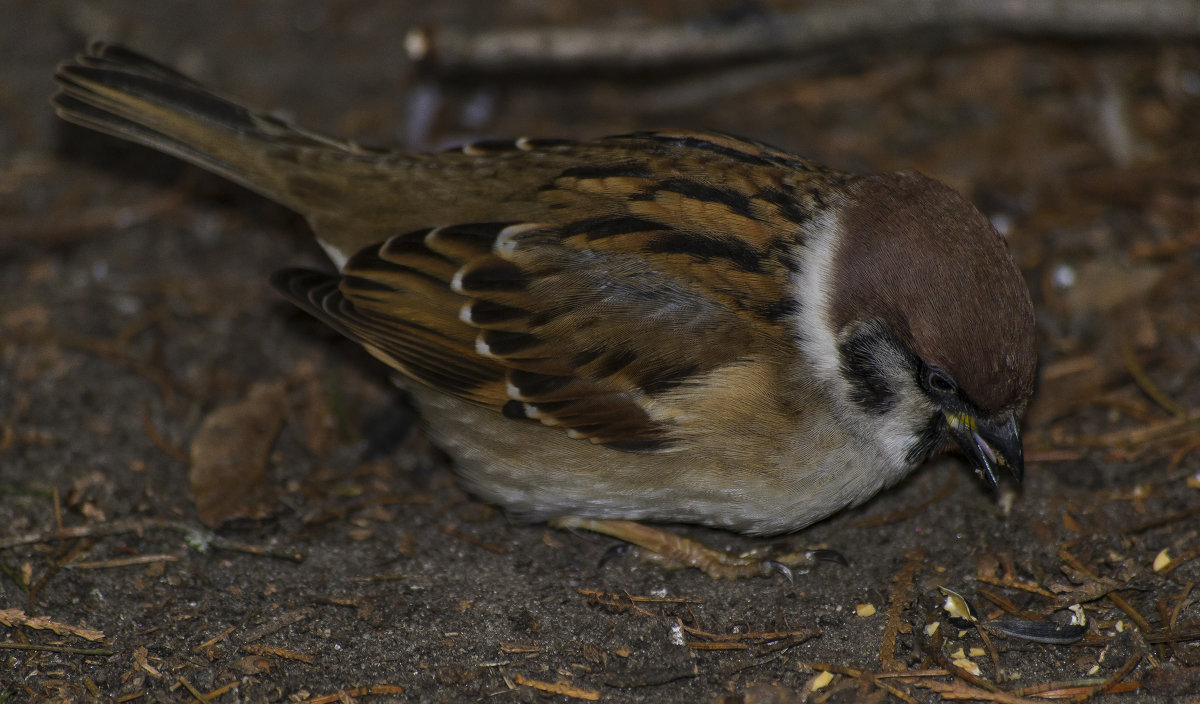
[789,208,843,391]
[788,207,934,472]
[872,355,938,467]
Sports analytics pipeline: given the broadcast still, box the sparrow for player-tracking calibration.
[53,43,1037,577]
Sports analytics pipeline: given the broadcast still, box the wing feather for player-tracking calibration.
[274,131,846,451]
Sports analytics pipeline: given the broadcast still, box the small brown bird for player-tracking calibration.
[54,43,1036,577]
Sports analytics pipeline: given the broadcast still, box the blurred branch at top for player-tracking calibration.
[407,0,1200,74]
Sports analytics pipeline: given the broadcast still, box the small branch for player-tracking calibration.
[881,548,925,671]
[408,0,1200,73]
[303,686,406,704]
[1120,338,1188,419]
[5,327,193,405]
[512,673,600,701]
[0,642,114,656]
[0,185,189,254]
[0,518,305,562]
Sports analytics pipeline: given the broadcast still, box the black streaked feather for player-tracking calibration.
[645,232,766,274]
[464,299,528,325]
[559,163,652,180]
[655,178,755,219]
[480,329,542,356]
[560,215,665,240]
[628,132,777,167]
[458,260,527,292]
[754,186,812,226]
[508,369,573,397]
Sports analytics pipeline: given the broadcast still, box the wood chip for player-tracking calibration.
[512,673,600,700]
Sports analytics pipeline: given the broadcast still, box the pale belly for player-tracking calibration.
[407,386,907,535]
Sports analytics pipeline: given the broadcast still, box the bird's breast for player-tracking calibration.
[406,377,897,534]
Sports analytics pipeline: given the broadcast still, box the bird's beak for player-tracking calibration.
[946,412,1024,487]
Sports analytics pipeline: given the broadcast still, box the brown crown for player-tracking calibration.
[829,172,1036,412]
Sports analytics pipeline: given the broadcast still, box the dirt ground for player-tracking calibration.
[4,2,1200,702]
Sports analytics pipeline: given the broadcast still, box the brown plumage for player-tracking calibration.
[53,43,1036,544]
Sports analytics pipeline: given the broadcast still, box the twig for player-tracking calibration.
[301,492,434,526]
[52,486,63,533]
[241,643,315,664]
[68,554,180,569]
[920,679,1049,703]
[0,607,105,641]
[177,677,211,704]
[0,642,114,656]
[303,686,406,704]
[408,0,1200,72]
[806,663,921,704]
[578,591,657,618]
[238,608,314,645]
[194,625,237,653]
[499,642,539,654]
[1089,413,1200,450]
[975,625,1003,684]
[874,668,950,678]
[679,622,814,642]
[578,589,702,605]
[881,548,925,671]
[141,403,187,463]
[1166,435,1200,473]
[1127,504,1200,533]
[29,538,93,608]
[1120,338,1188,418]
[1158,544,1200,575]
[975,574,1055,598]
[688,641,748,651]
[921,632,1001,693]
[5,327,194,405]
[716,645,803,681]
[202,683,238,701]
[976,588,1044,621]
[1108,591,1154,633]
[0,518,305,562]
[512,673,600,701]
[441,524,507,554]
[1168,583,1194,631]
[1143,624,1200,644]
[1012,650,1142,702]
[0,186,189,253]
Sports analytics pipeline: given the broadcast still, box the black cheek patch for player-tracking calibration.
[838,333,897,415]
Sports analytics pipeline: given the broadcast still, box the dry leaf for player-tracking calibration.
[189,380,286,527]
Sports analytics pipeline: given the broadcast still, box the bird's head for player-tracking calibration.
[817,171,1036,485]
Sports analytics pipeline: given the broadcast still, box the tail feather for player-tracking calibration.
[52,42,577,256]
[52,42,363,209]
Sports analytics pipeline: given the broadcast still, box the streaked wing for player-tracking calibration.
[276,131,843,451]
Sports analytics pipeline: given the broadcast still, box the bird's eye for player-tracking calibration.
[925,368,957,395]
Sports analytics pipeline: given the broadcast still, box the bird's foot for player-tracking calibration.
[550,517,842,580]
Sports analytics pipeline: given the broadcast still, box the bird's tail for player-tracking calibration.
[53,42,372,211]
